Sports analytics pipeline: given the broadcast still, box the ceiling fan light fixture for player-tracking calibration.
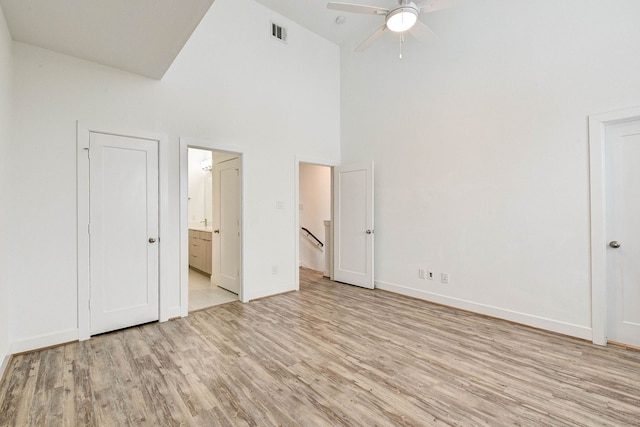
[385,7,418,32]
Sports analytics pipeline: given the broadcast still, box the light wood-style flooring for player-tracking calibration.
[1,268,639,426]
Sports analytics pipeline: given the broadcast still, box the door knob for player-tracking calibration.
[609,241,620,248]
[148,238,156,243]
[366,229,373,234]
[214,229,220,234]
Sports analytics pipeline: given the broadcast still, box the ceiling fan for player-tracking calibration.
[327,0,452,54]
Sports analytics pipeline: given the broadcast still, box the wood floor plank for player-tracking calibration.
[1,268,640,426]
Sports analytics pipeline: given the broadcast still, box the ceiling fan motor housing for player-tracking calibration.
[385,1,419,32]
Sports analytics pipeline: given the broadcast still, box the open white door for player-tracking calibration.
[214,157,241,294]
[89,132,159,335]
[333,162,374,289]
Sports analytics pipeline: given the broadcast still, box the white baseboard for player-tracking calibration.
[375,280,592,341]
[11,328,79,354]
[162,306,182,321]
[248,284,295,302]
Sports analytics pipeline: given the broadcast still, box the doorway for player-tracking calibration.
[295,160,375,291]
[181,141,243,315]
[187,148,237,311]
[298,163,332,282]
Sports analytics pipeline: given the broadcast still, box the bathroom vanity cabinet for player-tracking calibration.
[189,229,212,275]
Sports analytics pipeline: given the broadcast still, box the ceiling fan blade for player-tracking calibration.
[355,24,387,52]
[408,21,437,44]
[418,0,458,14]
[327,2,388,15]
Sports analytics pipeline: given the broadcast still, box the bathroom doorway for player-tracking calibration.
[186,147,241,312]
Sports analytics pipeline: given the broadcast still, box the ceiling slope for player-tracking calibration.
[0,0,214,79]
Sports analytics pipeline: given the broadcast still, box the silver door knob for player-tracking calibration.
[148,238,156,243]
[609,241,620,248]
[214,229,220,234]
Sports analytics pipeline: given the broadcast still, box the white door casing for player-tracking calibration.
[214,157,241,294]
[89,132,159,335]
[210,154,221,287]
[589,106,640,346]
[333,162,374,289]
[605,120,640,347]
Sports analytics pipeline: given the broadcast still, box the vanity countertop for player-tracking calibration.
[189,226,213,232]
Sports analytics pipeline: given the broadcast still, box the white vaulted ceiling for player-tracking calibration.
[0,0,214,79]
[0,0,448,79]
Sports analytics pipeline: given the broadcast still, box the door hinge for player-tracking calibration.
[88,223,91,234]
[84,147,90,158]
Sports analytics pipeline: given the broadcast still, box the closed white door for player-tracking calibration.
[89,132,159,335]
[606,120,640,347]
[215,157,241,294]
[333,162,374,289]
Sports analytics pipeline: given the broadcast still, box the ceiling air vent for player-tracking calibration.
[271,22,287,43]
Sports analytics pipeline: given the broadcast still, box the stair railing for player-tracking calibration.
[301,227,324,248]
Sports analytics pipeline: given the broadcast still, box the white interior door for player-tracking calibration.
[214,157,241,294]
[89,132,159,335]
[333,162,374,289]
[606,120,640,347]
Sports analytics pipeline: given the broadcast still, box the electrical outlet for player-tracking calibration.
[427,271,434,280]
[441,273,449,284]
[418,268,426,279]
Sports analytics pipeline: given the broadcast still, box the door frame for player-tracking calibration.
[588,105,640,346]
[77,122,169,341]
[179,138,245,315]
[294,157,338,291]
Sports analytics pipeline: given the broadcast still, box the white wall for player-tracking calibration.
[188,148,212,229]
[341,0,640,339]
[299,163,331,271]
[8,0,340,351]
[0,5,12,373]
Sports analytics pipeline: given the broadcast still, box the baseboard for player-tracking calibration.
[248,284,295,302]
[375,280,592,341]
[10,328,79,355]
[162,306,182,321]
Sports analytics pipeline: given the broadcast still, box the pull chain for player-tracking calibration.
[399,32,405,59]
